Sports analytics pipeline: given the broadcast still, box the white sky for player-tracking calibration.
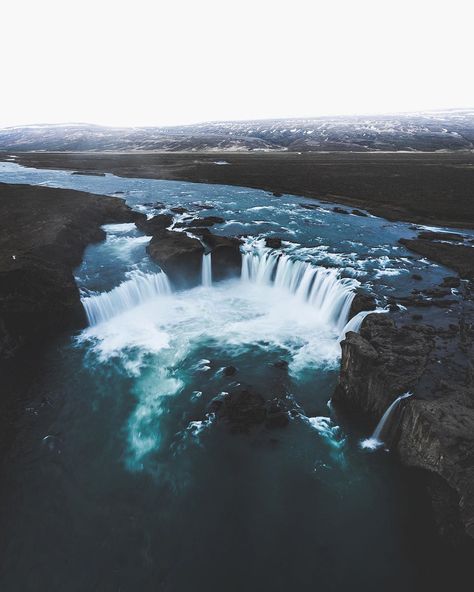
[1,0,473,128]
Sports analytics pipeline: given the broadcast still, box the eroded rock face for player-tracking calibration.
[147,230,204,288]
[0,183,143,360]
[334,311,474,544]
[334,314,434,418]
[202,234,242,281]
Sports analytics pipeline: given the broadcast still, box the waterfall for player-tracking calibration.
[361,392,413,450]
[81,271,172,326]
[338,309,388,342]
[241,242,359,330]
[202,253,212,287]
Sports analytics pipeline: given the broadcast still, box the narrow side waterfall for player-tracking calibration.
[202,253,212,287]
[82,271,172,326]
[361,392,413,450]
[339,311,372,341]
[241,243,359,331]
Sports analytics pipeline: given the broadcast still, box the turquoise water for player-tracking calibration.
[0,162,470,591]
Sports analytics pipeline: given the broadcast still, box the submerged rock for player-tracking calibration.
[209,388,292,433]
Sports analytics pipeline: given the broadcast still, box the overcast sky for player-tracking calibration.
[1,0,473,128]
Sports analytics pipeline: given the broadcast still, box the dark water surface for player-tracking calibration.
[0,162,472,591]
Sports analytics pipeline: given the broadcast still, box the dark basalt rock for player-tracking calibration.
[147,230,204,288]
[412,273,423,280]
[0,182,143,360]
[272,192,283,197]
[333,206,349,215]
[135,213,173,235]
[417,231,465,242]
[265,237,282,249]
[399,238,474,279]
[170,206,187,214]
[300,203,320,210]
[208,388,291,433]
[334,311,474,543]
[202,233,242,281]
[442,276,461,288]
[349,292,377,319]
[186,227,212,237]
[143,201,166,209]
[209,389,267,432]
[189,216,225,227]
[352,209,368,217]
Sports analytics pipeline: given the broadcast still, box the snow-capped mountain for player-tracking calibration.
[1,110,474,152]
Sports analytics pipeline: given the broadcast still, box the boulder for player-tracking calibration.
[189,216,225,227]
[208,388,292,433]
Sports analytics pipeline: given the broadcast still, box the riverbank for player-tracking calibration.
[0,182,143,360]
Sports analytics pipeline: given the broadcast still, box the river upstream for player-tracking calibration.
[0,162,471,591]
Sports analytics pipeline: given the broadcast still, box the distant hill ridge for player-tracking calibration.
[1,110,474,152]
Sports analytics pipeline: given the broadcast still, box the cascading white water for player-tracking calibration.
[202,253,212,287]
[361,392,413,450]
[339,311,372,342]
[241,242,359,331]
[82,271,172,326]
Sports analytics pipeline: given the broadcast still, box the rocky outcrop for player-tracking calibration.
[147,230,205,288]
[135,213,173,234]
[0,183,143,360]
[208,388,292,433]
[417,230,465,241]
[348,292,377,319]
[334,310,474,544]
[202,233,242,281]
[265,237,282,249]
[147,228,241,287]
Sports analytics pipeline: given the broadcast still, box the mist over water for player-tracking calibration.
[0,162,468,591]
